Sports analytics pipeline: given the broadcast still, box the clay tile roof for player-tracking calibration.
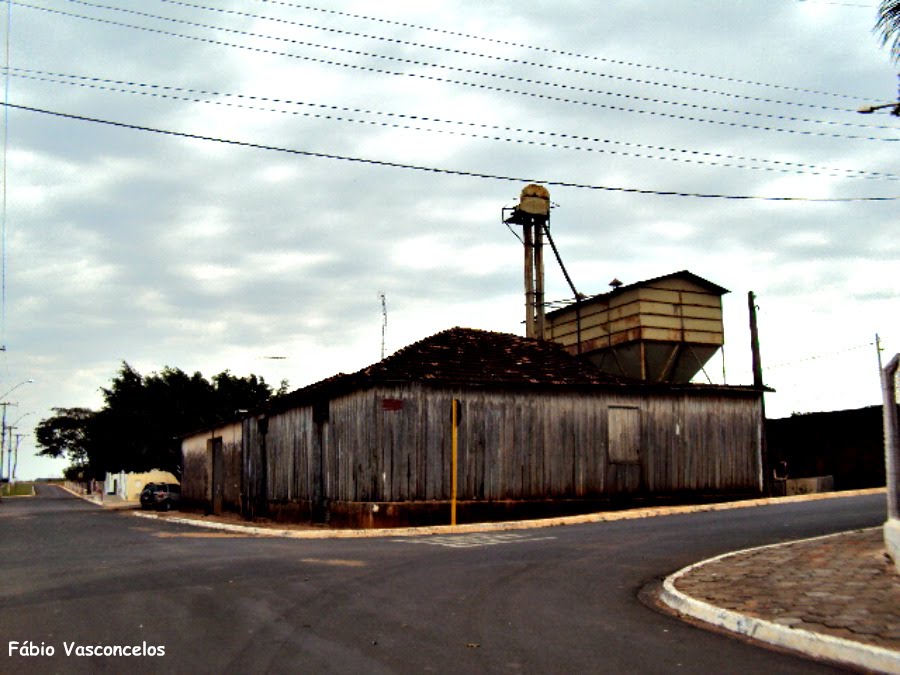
[272,327,627,410]
[264,326,765,414]
[360,327,621,386]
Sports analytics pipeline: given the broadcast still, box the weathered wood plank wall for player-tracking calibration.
[243,383,761,511]
[180,422,243,510]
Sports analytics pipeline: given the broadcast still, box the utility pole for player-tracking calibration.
[883,354,899,570]
[12,431,23,480]
[748,292,764,389]
[0,400,15,481]
[748,292,771,495]
[379,292,387,360]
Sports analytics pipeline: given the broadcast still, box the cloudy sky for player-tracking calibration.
[3,0,898,479]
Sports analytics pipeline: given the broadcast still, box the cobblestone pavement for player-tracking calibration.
[673,528,900,652]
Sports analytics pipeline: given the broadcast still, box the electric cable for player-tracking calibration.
[155,0,867,115]
[252,0,876,100]
[52,0,897,131]
[14,1,899,143]
[768,341,877,369]
[6,102,900,202]
[13,68,898,181]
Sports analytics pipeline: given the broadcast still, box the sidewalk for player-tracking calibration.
[661,527,900,673]
[58,484,141,510]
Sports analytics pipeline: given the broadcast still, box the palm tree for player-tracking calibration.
[876,0,900,62]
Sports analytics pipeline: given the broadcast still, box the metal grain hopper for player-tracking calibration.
[545,271,727,383]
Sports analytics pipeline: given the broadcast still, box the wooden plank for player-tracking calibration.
[254,379,762,512]
[635,288,721,306]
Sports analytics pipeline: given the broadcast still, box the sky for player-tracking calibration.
[2,0,898,480]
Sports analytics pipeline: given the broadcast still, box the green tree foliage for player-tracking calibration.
[34,364,280,479]
[877,0,900,62]
[34,407,95,468]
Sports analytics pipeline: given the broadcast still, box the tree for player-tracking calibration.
[876,0,900,62]
[35,364,283,479]
[34,407,95,470]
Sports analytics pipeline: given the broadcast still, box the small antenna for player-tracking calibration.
[379,291,387,359]
[1,1,11,354]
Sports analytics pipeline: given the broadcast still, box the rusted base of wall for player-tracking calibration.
[266,491,762,529]
[184,491,763,528]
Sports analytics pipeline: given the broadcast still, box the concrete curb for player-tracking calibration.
[56,483,141,509]
[659,528,900,675]
[57,483,106,505]
[0,484,36,498]
[131,487,886,540]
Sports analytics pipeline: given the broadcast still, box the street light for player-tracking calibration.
[857,101,900,115]
[6,411,33,481]
[0,379,33,482]
[0,378,34,401]
[9,411,33,427]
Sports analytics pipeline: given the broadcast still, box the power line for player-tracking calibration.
[6,102,900,202]
[252,0,876,101]
[15,1,899,143]
[156,0,865,115]
[13,68,899,181]
[797,1,875,8]
[53,0,895,132]
[768,341,877,369]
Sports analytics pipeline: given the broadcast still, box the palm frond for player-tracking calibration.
[876,0,900,62]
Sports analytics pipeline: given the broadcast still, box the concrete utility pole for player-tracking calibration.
[0,379,34,480]
[5,425,12,481]
[12,432,24,480]
[0,400,15,481]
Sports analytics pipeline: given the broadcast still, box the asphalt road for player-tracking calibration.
[0,484,885,674]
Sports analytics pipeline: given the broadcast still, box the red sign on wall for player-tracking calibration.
[382,398,404,412]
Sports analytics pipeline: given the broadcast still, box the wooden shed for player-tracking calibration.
[183,327,765,526]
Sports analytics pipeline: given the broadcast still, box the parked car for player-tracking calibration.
[139,482,180,511]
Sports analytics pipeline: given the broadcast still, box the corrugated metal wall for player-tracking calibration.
[243,384,761,509]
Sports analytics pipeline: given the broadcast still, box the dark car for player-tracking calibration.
[139,482,180,511]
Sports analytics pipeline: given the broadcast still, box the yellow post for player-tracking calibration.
[451,398,458,526]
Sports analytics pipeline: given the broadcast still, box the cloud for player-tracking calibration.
[5,0,899,480]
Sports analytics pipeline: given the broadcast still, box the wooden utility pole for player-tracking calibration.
[748,292,764,388]
[748,291,771,495]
